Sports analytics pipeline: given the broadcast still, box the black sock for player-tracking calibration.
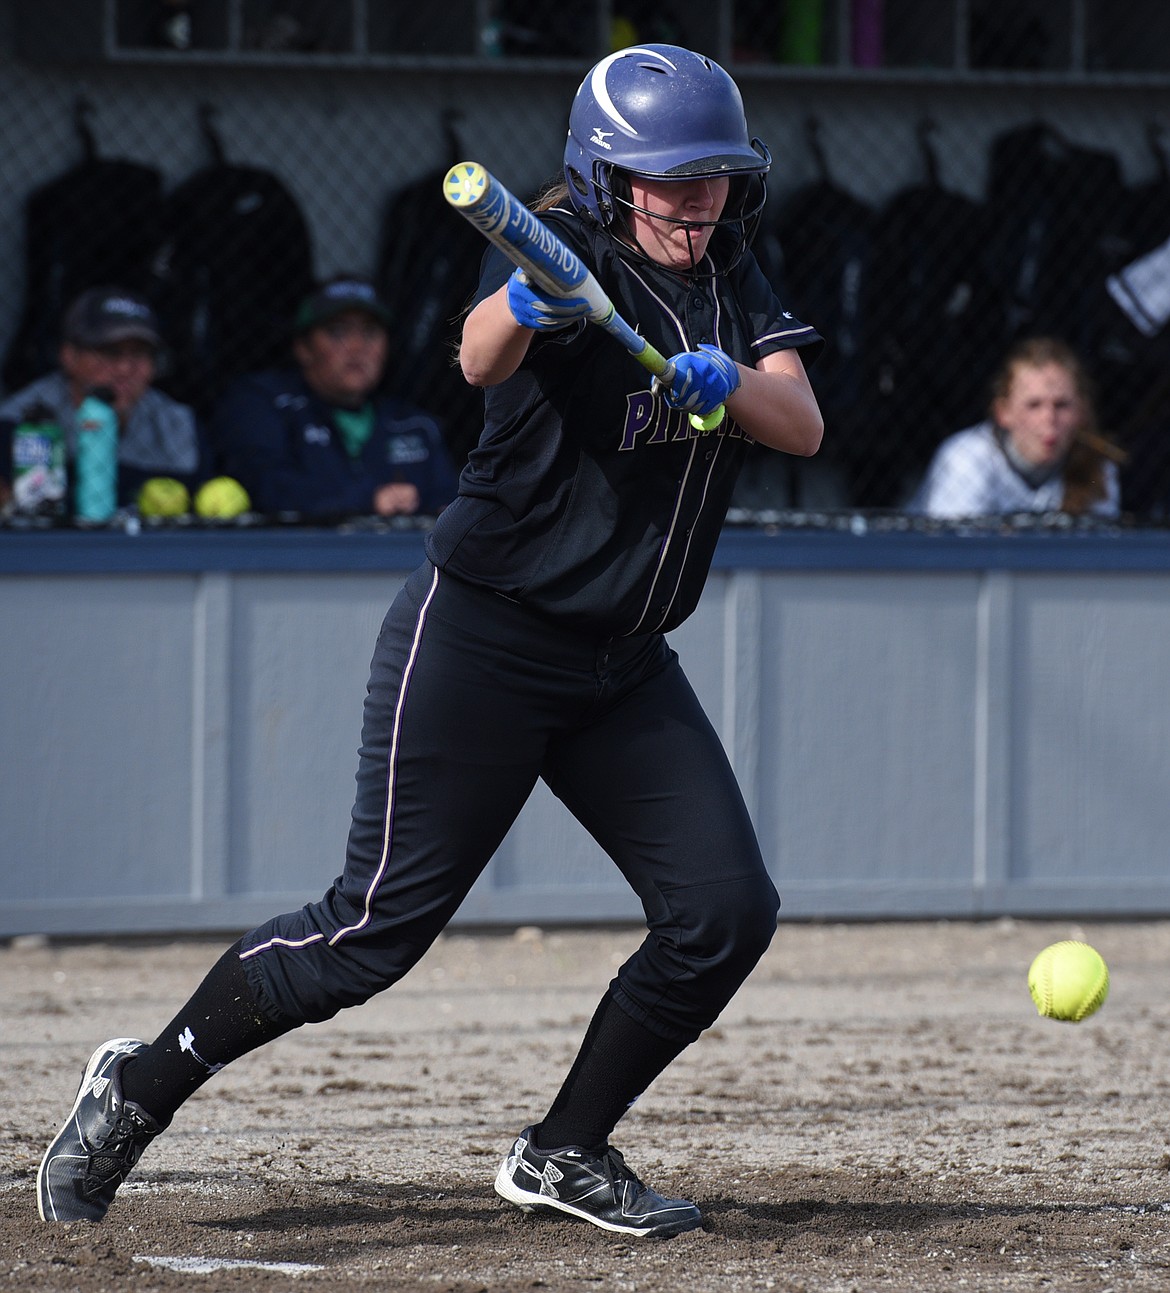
[119,939,299,1124]
[533,992,692,1152]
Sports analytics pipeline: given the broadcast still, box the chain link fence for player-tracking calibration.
[2,1,1169,527]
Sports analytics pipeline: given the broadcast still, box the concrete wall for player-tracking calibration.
[4,528,1169,936]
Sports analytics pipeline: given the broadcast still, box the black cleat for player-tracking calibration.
[37,1038,163,1222]
[494,1126,702,1237]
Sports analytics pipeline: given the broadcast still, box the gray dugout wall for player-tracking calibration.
[4,530,1170,938]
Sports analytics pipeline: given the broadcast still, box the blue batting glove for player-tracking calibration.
[660,345,741,417]
[506,269,592,332]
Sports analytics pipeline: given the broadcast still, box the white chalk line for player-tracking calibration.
[133,1255,324,1276]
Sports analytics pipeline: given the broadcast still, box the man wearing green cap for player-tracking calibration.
[211,274,458,521]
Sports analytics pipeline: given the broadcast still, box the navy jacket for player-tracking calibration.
[212,369,458,519]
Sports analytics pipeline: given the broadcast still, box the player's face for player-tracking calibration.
[625,175,731,271]
[60,340,156,419]
[295,310,389,407]
[994,362,1084,468]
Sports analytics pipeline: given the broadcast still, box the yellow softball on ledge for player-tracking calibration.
[1027,940,1109,1022]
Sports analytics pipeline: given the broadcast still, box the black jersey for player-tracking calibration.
[425,208,822,637]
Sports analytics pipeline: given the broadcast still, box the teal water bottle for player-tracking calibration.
[74,387,119,523]
[10,401,66,517]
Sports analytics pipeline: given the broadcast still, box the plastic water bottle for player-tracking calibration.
[74,387,119,523]
[778,0,824,64]
[10,401,66,517]
[480,16,504,56]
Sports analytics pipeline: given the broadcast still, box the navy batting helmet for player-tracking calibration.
[563,45,770,268]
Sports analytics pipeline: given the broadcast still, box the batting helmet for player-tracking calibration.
[563,44,771,269]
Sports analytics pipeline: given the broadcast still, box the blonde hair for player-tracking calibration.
[532,176,571,211]
[990,336,1124,516]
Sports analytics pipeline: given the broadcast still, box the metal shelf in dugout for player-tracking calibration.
[13,1,359,59]
[13,0,1170,73]
[12,0,608,61]
[97,1,354,56]
[732,0,1170,75]
[367,3,600,59]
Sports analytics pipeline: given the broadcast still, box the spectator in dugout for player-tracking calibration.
[0,285,202,511]
[211,275,458,521]
[910,336,1124,520]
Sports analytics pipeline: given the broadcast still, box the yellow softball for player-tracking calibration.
[1027,941,1109,1022]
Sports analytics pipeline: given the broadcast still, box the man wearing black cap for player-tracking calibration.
[210,275,457,521]
[0,285,202,512]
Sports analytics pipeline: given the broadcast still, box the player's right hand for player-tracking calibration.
[659,345,742,418]
[505,269,592,332]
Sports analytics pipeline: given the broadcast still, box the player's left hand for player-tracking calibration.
[658,345,741,417]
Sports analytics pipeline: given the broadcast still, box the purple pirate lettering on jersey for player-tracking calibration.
[618,393,745,451]
[618,390,657,449]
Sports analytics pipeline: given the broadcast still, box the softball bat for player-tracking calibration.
[443,161,725,433]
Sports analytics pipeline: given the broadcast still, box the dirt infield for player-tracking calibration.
[3,918,1169,1291]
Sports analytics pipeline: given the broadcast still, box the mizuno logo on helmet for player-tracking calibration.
[590,46,677,135]
[590,128,614,149]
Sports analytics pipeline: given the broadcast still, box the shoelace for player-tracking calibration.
[596,1145,647,1199]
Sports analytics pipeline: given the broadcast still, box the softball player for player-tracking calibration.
[38,45,824,1238]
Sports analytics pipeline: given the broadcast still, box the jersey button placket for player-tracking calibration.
[685,286,713,348]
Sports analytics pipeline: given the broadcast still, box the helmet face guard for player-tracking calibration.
[583,165,771,274]
[563,45,771,273]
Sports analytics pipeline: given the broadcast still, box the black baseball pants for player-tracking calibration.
[240,562,779,1044]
